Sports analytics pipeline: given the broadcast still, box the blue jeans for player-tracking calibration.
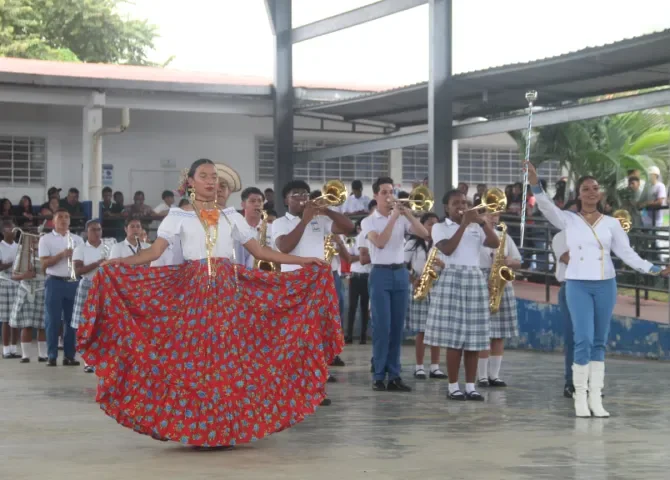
[558,283,573,384]
[44,277,79,360]
[565,278,617,366]
[369,266,409,381]
[332,271,345,329]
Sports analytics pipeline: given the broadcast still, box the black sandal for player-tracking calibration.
[414,368,427,380]
[465,390,484,401]
[447,390,466,401]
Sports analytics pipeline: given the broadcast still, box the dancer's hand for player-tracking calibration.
[522,160,539,186]
[299,257,327,267]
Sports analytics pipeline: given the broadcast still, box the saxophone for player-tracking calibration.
[253,210,278,272]
[488,222,516,314]
[324,234,338,264]
[413,247,440,301]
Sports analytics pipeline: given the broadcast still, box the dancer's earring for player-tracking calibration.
[188,186,196,204]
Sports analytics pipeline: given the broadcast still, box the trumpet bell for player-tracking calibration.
[313,179,348,207]
[467,187,507,213]
[613,209,632,233]
[408,185,434,212]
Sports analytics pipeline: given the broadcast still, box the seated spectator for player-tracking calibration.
[40,187,61,211]
[100,187,124,240]
[0,198,12,219]
[123,191,154,218]
[153,190,175,217]
[40,197,60,230]
[14,196,35,228]
[342,180,371,215]
[60,187,85,227]
[263,188,275,211]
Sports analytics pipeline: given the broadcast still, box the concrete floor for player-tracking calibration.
[2,345,669,480]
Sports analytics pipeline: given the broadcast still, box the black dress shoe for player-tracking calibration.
[46,359,57,367]
[330,356,345,367]
[320,398,332,406]
[84,365,95,373]
[387,378,412,392]
[488,378,507,387]
[344,337,353,345]
[563,384,575,398]
[372,380,386,391]
[20,357,30,363]
[429,370,448,379]
[63,358,80,366]
[3,352,21,359]
[38,357,47,363]
[327,374,337,383]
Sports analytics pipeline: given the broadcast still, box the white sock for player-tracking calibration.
[2,346,10,355]
[465,382,476,393]
[38,342,47,358]
[489,355,503,380]
[58,337,63,347]
[448,382,460,394]
[10,344,17,354]
[430,363,440,373]
[21,342,32,359]
[415,364,424,372]
[477,357,489,380]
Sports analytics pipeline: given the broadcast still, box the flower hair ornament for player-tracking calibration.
[176,168,191,198]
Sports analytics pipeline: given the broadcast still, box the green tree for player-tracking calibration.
[511,109,670,207]
[0,0,163,65]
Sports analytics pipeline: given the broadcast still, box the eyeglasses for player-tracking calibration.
[289,192,309,199]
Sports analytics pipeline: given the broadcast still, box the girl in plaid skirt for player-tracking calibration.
[0,222,20,359]
[477,212,521,388]
[424,190,500,401]
[404,212,447,380]
[71,220,107,373]
[10,240,48,363]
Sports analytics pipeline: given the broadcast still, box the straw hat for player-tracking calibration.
[215,163,242,193]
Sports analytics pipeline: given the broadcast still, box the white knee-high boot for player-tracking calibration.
[588,361,609,418]
[572,363,591,417]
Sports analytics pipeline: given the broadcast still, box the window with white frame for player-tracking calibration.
[0,136,46,185]
[402,144,561,187]
[256,138,390,184]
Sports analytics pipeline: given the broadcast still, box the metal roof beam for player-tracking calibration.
[292,0,428,44]
[292,89,670,163]
[264,0,276,35]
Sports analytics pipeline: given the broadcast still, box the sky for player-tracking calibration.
[126,0,670,89]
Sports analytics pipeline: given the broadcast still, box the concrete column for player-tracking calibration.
[81,106,102,202]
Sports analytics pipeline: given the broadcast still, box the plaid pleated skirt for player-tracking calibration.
[0,279,19,323]
[71,277,93,329]
[482,268,519,339]
[9,283,45,329]
[424,265,490,351]
[405,288,431,334]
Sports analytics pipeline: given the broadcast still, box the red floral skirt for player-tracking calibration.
[77,259,343,447]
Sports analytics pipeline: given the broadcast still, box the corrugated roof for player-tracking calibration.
[297,28,670,126]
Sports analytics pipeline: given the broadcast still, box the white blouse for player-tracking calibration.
[479,232,521,269]
[157,207,255,261]
[432,221,486,267]
[404,238,430,275]
[534,190,653,280]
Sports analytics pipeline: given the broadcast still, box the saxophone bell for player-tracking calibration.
[488,222,515,313]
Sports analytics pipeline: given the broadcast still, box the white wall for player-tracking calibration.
[0,101,517,210]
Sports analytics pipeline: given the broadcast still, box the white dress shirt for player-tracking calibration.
[271,213,333,272]
[552,230,568,283]
[0,241,18,280]
[432,221,486,267]
[153,202,171,215]
[234,218,273,269]
[479,231,522,269]
[349,232,371,274]
[109,238,151,260]
[157,207,255,261]
[151,236,184,267]
[360,211,411,265]
[404,238,429,275]
[534,191,653,280]
[73,241,106,280]
[38,231,84,277]
[342,195,371,214]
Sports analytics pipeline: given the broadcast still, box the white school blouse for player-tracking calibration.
[72,242,106,280]
[479,231,521,269]
[108,239,151,261]
[404,239,430,276]
[0,241,18,280]
[157,207,255,261]
[432,221,486,267]
[271,213,333,272]
[534,190,653,280]
[349,232,371,274]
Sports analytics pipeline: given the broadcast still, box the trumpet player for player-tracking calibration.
[233,187,269,269]
[404,212,447,380]
[273,180,354,393]
[38,209,84,366]
[71,220,107,373]
[108,217,150,260]
[10,234,47,363]
[477,212,522,388]
[424,191,499,401]
[0,221,20,359]
[362,177,429,393]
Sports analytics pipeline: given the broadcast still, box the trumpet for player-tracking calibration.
[302,179,348,208]
[66,233,77,282]
[462,187,507,214]
[388,185,434,213]
[345,236,356,248]
[613,209,632,233]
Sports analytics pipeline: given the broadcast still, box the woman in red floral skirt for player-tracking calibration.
[78,158,343,448]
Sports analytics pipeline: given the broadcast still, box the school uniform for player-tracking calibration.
[108,238,151,260]
[404,238,431,334]
[71,241,106,329]
[361,211,412,387]
[0,240,19,324]
[10,258,46,331]
[346,232,370,342]
[479,229,521,339]
[424,221,490,352]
